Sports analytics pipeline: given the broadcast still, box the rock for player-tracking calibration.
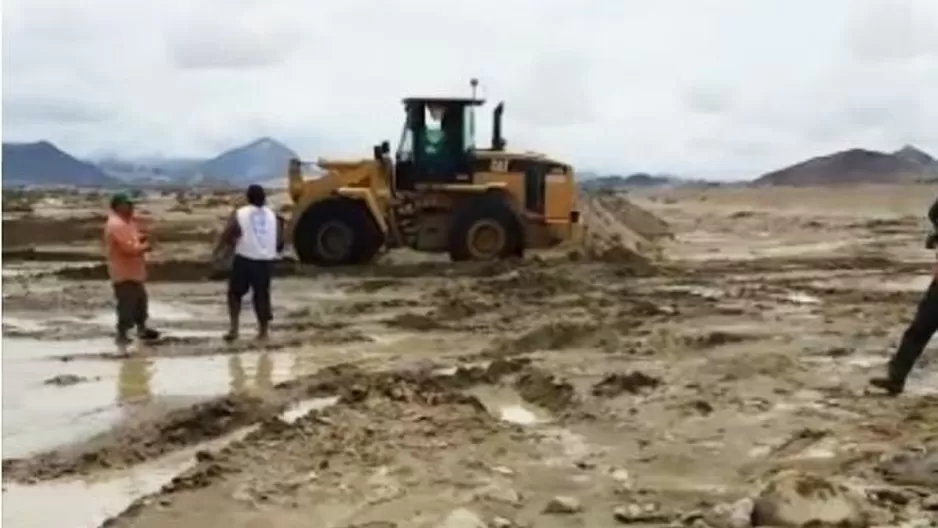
[923,494,938,511]
[613,503,670,524]
[751,471,868,527]
[543,496,582,514]
[703,498,754,528]
[474,482,523,506]
[489,517,514,528]
[491,466,515,476]
[611,468,633,492]
[438,508,487,528]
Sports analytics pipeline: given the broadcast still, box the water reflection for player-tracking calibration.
[228,352,274,394]
[117,352,153,406]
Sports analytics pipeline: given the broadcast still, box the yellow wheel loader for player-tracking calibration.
[285,93,581,266]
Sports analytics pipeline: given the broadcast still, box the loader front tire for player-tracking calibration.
[448,193,524,262]
[294,198,383,267]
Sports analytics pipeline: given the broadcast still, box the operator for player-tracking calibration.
[104,192,160,345]
[869,196,938,395]
[219,184,284,342]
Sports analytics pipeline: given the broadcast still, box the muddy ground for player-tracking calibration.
[2,186,938,527]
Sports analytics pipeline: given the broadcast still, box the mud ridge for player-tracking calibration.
[1,393,282,483]
[2,247,104,262]
[3,358,537,484]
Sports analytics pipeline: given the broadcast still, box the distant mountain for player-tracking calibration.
[97,157,203,185]
[579,172,698,191]
[2,141,119,188]
[895,144,938,169]
[755,147,938,186]
[196,137,298,185]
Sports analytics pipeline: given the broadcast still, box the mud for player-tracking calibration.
[5,186,938,528]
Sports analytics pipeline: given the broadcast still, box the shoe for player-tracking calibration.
[869,377,904,396]
[223,330,238,342]
[115,333,132,346]
[137,328,161,341]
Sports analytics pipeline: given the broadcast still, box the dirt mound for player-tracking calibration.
[595,193,673,241]
[755,147,936,186]
[577,191,667,271]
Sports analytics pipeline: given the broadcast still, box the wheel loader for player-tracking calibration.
[285,93,581,266]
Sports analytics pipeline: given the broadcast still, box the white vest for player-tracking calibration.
[234,205,278,261]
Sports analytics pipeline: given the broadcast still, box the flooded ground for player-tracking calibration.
[3,186,938,527]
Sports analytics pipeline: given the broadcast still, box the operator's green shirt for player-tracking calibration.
[425,128,444,156]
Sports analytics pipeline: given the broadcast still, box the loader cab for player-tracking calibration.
[394,97,483,191]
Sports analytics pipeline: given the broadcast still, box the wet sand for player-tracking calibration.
[3,185,938,527]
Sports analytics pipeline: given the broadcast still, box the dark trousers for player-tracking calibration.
[889,278,938,382]
[228,254,273,324]
[113,280,149,334]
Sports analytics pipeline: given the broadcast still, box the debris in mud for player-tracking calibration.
[43,373,96,386]
[751,470,869,528]
[701,498,755,528]
[591,371,662,397]
[612,503,671,524]
[478,268,581,299]
[877,447,938,488]
[588,244,658,276]
[515,367,576,413]
[483,321,599,357]
[544,495,582,514]
[683,330,756,349]
[346,278,403,293]
[430,294,495,320]
[384,312,446,331]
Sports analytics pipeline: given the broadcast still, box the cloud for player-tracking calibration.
[163,1,306,69]
[846,0,938,62]
[3,0,938,180]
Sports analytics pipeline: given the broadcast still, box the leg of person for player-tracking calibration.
[225,255,250,341]
[134,282,160,341]
[870,279,938,395]
[249,259,273,340]
[113,281,136,344]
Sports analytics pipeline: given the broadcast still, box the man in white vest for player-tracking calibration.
[219,184,284,341]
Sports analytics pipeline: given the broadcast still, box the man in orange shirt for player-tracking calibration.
[104,193,160,345]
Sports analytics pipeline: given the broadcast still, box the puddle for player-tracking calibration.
[2,337,301,458]
[280,396,340,423]
[85,301,210,327]
[468,385,552,425]
[2,427,255,528]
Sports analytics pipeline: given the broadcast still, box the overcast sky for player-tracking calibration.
[3,0,937,179]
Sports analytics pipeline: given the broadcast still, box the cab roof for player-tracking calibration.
[402,97,485,106]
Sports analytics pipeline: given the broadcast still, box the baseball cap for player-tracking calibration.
[110,192,135,209]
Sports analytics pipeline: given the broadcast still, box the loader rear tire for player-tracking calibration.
[448,193,524,262]
[294,198,383,267]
